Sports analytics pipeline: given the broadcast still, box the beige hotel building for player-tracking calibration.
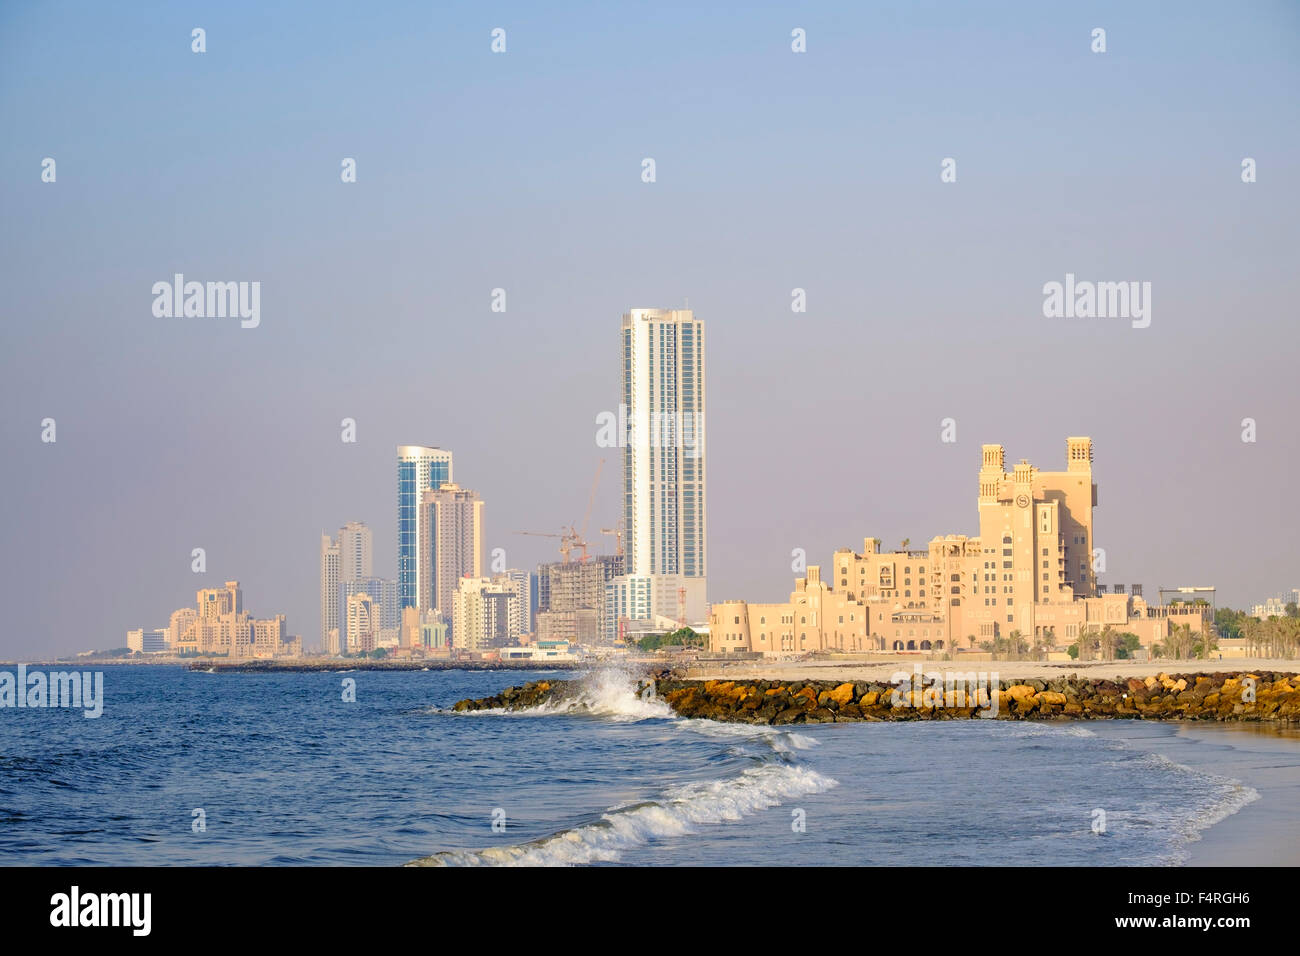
[710,438,1210,657]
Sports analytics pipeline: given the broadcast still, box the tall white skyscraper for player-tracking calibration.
[338,521,373,582]
[320,534,340,653]
[620,308,707,622]
[397,445,454,610]
[418,483,484,616]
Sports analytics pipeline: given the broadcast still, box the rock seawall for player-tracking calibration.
[453,671,1300,724]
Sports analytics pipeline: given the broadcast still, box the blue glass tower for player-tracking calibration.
[397,445,453,610]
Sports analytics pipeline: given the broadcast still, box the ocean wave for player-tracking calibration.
[675,717,820,754]
[1122,750,1261,857]
[443,668,823,766]
[408,762,838,867]
[1004,722,1096,739]
[449,667,676,723]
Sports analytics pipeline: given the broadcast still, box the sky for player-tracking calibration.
[1,0,1298,658]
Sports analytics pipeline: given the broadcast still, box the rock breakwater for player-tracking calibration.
[453,671,1300,724]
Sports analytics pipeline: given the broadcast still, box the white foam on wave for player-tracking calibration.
[454,667,676,722]
[1125,750,1260,854]
[409,762,838,867]
[1005,722,1096,739]
[676,717,820,753]
[446,667,838,770]
[453,668,822,754]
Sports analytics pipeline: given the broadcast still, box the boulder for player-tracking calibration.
[828,682,855,706]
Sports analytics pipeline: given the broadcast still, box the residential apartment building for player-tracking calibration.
[417,482,484,621]
[616,308,707,623]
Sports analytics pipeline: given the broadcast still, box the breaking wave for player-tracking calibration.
[409,762,836,867]
[415,667,836,865]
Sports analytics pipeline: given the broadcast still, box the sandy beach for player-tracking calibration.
[1087,721,1300,866]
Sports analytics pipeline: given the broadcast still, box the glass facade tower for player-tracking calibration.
[397,445,453,610]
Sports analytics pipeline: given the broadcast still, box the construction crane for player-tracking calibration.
[600,523,624,558]
[513,530,580,563]
[515,459,608,564]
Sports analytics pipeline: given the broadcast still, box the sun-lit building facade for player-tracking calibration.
[710,438,1211,656]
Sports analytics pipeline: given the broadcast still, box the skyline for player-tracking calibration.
[3,1,1299,657]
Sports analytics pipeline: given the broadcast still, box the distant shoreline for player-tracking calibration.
[0,659,593,672]
[187,659,592,673]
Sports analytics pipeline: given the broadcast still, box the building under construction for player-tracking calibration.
[536,554,624,644]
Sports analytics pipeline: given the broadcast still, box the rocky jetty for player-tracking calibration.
[453,671,1300,724]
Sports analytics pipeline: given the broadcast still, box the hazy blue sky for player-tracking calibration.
[2,1,1298,657]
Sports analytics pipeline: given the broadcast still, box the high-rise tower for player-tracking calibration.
[338,521,373,583]
[397,445,454,610]
[417,483,484,616]
[319,533,340,653]
[620,308,707,621]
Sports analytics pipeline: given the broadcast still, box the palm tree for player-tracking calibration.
[1165,622,1194,660]
[1098,625,1118,662]
[1076,626,1098,662]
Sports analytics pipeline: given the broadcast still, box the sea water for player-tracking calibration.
[0,665,1261,866]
